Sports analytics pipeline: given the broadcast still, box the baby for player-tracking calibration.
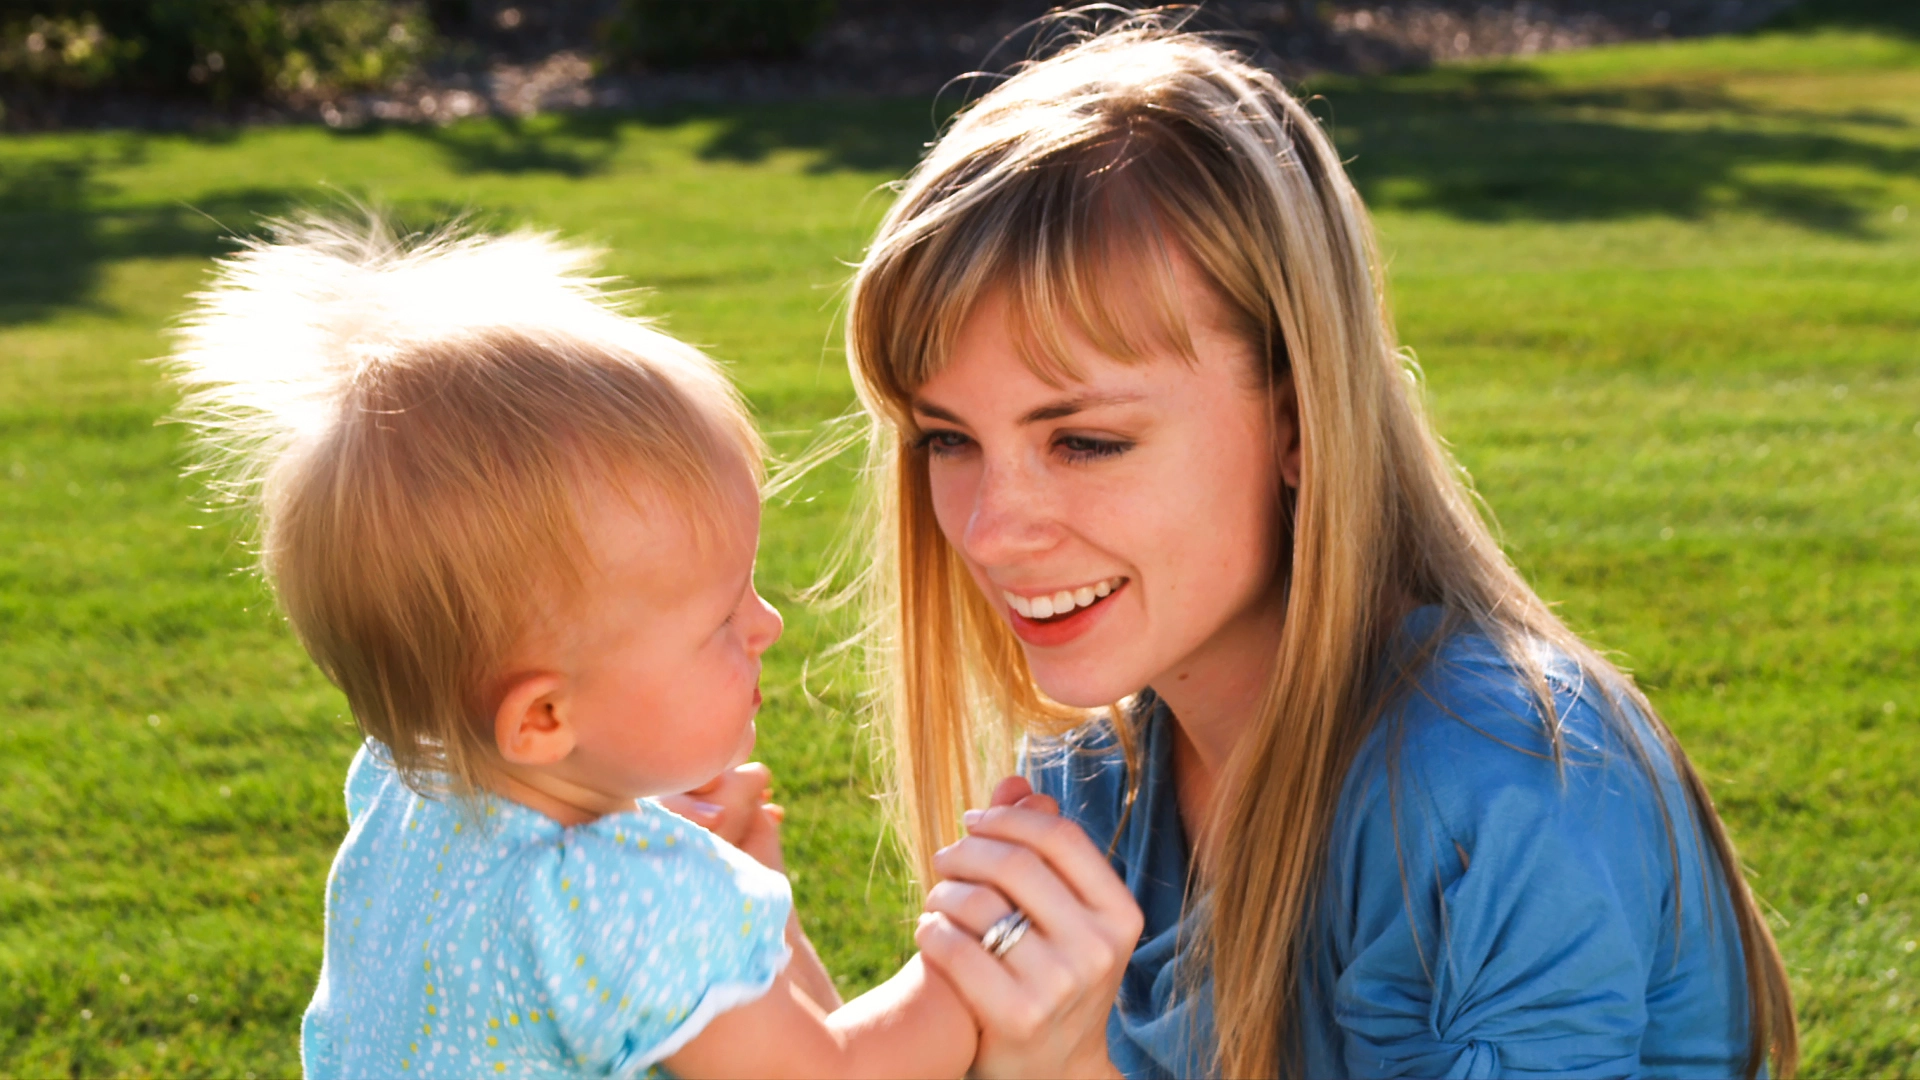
[169,216,976,1078]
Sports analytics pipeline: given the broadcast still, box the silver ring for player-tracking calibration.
[980,910,1031,959]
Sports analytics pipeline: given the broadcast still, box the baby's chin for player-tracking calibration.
[725,718,758,771]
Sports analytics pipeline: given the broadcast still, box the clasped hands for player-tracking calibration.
[668,768,1141,1080]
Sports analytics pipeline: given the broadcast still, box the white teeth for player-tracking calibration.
[1003,577,1126,620]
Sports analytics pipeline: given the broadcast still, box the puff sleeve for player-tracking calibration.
[513,807,792,1078]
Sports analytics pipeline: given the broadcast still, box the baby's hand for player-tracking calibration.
[659,763,788,872]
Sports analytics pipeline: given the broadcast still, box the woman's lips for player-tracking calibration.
[1003,578,1127,647]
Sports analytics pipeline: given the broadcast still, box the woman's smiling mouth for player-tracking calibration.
[999,577,1128,647]
[1002,576,1126,620]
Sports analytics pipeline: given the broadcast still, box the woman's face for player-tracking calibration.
[912,258,1298,709]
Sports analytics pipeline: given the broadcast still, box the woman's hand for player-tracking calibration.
[658,763,787,872]
[915,777,1142,1080]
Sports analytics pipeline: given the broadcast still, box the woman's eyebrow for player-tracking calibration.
[911,391,1147,426]
[909,398,964,424]
[1019,392,1146,424]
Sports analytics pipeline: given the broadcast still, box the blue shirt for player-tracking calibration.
[302,743,792,1080]
[1028,608,1752,1079]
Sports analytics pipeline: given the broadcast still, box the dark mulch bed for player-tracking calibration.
[3,0,1802,132]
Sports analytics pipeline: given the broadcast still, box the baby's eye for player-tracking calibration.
[1056,434,1131,463]
[914,429,973,457]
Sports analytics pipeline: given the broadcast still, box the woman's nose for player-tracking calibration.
[960,459,1057,565]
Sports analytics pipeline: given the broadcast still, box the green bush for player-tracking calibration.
[603,0,838,69]
[0,1,431,101]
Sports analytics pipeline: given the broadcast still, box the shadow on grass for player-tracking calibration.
[0,137,467,327]
[0,141,305,327]
[4,52,1914,326]
[1314,66,1920,235]
[1764,0,1920,38]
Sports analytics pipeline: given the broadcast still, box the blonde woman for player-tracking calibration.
[842,16,1797,1080]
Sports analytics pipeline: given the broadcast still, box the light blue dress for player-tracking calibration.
[302,743,792,1080]
[1028,607,1753,1079]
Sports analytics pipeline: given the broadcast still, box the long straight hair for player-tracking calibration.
[842,16,1795,1078]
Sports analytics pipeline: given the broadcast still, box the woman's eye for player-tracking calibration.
[915,429,973,457]
[1056,434,1131,463]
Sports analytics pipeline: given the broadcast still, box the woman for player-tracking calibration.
[840,15,1797,1080]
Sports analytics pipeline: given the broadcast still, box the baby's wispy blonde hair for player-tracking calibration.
[169,214,763,797]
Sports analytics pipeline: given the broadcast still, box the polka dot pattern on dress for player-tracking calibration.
[301,742,792,1079]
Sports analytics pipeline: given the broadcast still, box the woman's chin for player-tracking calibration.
[1023,662,1146,712]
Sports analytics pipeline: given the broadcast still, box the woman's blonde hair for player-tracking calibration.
[844,15,1794,1077]
[170,215,762,798]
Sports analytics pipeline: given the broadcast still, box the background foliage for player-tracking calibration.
[0,14,1916,1079]
[0,1,429,101]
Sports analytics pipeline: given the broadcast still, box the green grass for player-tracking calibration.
[2,22,1917,1079]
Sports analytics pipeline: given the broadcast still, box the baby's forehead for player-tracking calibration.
[573,461,761,588]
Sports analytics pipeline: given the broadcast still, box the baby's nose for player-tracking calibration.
[746,592,783,654]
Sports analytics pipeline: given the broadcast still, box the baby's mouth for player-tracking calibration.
[1001,576,1128,623]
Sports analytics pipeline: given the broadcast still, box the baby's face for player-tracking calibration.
[552,461,782,802]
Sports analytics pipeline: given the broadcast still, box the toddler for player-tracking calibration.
[169,216,977,1078]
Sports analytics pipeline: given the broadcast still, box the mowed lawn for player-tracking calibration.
[3,21,1917,1080]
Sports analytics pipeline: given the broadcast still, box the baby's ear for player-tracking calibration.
[493,673,573,766]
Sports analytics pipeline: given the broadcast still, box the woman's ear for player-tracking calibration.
[1273,372,1304,489]
[494,673,574,766]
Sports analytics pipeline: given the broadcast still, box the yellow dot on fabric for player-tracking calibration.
[508,1014,519,1026]
[741,921,751,936]
[561,878,571,890]
[495,1064,506,1073]
[575,955,585,967]
[615,831,625,843]
[665,835,676,846]
[638,839,648,850]
[434,890,442,901]
[454,822,463,833]
[401,1062,409,1070]
[743,900,752,913]
[411,1043,418,1053]
[601,990,610,1003]
[366,899,373,908]
[425,984,435,995]
[488,1017,499,1029]
[436,862,443,872]
[530,1010,542,1022]
[569,897,579,911]
[587,977,597,991]
[487,806,497,817]
[424,960,431,971]
[487,1035,498,1047]
[427,1005,437,1016]
[425,915,433,924]
[422,1023,431,1035]
[620,997,630,1009]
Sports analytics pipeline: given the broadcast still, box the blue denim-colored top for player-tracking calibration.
[1027,607,1752,1079]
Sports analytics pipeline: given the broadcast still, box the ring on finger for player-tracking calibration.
[980,909,1032,959]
